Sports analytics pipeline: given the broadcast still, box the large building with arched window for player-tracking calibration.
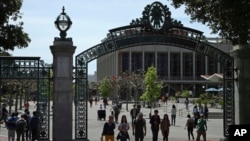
[96,38,232,98]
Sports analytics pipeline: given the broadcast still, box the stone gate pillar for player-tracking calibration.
[50,39,76,141]
[231,45,250,124]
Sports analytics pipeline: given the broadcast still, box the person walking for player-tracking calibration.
[150,110,161,141]
[185,98,189,111]
[130,105,138,124]
[6,113,18,141]
[103,98,108,109]
[89,97,93,107]
[194,112,200,128]
[24,101,30,110]
[198,104,204,114]
[23,111,31,140]
[0,103,8,125]
[204,105,209,121]
[16,114,27,141]
[171,104,177,126]
[101,115,116,141]
[95,97,98,105]
[117,115,130,141]
[185,114,195,141]
[30,111,40,141]
[160,114,171,141]
[132,113,146,141]
[193,105,198,116]
[195,114,207,141]
[113,104,120,123]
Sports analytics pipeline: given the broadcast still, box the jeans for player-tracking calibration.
[31,129,38,141]
[151,129,159,141]
[16,130,25,141]
[187,128,194,140]
[135,134,144,141]
[196,131,206,141]
[8,130,15,141]
[163,130,169,141]
[171,115,176,126]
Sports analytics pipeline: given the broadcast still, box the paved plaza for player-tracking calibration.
[0,100,224,141]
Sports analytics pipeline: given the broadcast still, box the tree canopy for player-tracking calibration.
[169,0,250,45]
[0,0,30,53]
[98,77,113,98]
[140,66,161,103]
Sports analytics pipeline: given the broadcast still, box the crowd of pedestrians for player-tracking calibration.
[100,102,208,141]
[0,103,40,141]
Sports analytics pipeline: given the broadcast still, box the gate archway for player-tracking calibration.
[74,1,234,139]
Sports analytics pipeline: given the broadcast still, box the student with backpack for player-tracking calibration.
[16,114,27,141]
[184,114,195,141]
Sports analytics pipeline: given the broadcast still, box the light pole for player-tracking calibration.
[52,6,76,141]
[55,6,72,40]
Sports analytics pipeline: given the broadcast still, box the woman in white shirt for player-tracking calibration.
[117,115,130,141]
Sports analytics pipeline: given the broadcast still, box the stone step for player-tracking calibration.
[208,112,223,119]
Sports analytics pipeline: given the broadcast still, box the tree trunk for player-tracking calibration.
[15,94,18,112]
[19,91,23,110]
[126,88,128,112]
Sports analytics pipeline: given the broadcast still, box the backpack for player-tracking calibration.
[16,119,26,132]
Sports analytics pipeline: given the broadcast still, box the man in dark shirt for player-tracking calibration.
[30,111,40,141]
[133,112,146,141]
[150,110,161,141]
[130,105,138,123]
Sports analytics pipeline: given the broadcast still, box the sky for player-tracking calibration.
[11,0,218,74]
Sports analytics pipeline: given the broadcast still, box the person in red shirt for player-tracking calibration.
[24,101,30,110]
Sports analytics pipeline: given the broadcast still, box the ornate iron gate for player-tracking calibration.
[0,57,52,140]
[74,1,234,139]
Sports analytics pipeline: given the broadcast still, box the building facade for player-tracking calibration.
[96,38,232,98]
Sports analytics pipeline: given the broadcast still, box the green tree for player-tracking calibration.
[180,90,190,98]
[0,0,31,52]
[169,0,250,45]
[98,77,113,98]
[140,66,161,114]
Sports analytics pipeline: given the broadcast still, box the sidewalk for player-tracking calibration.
[0,136,220,141]
[0,100,224,141]
[0,136,7,141]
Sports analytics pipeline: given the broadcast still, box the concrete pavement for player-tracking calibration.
[0,100,224,141]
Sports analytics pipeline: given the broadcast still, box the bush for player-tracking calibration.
[180,90,190,98]
[195,98,201,104]
[202,99,209,105]
[208,99,215,104]
[168,96,176,101]
[218,99,223,105]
